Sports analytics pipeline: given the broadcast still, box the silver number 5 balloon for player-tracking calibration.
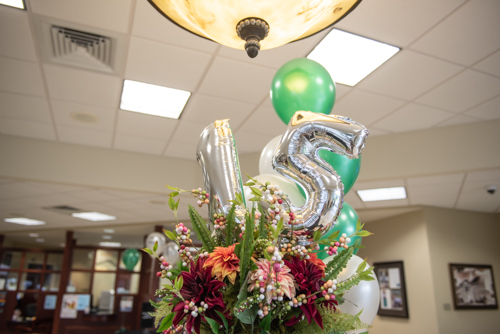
[272,111,369,245]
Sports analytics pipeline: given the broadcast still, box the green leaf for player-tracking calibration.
[215,311,228,331]
[249,197,261,201]
[157,312,175,332]
[250,187,262,197]
[168,191,179,197]
[274,218,283,240]
[356,220,362,232]
[188,204,215,252]
[153,241,158,252]
[225,203,237,247]
[324,244,354,281]
[149,299,161,308]
[175,198,180,210]
[259,313,272,331]
[356,230,373,237]
[164,229,176,241]
[313,229,322,242]
[244,182,255,186]
[142,248,153,256]
[174,275,184,291]
[168,196,176,211]
[235,192,244,206]
[165,185,180,191]
[258,204,267,239]
[236,305,258,324]
[239,210,255,283]
[328,230,340,241]
[205,317,220,334]
[356,258,367,274]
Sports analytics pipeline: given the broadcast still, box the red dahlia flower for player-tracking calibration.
[172,257,229,334]
[284,256,337,329]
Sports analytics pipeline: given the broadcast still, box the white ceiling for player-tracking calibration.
[1,0,500,245]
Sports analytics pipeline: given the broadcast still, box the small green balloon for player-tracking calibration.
[319,151,361,194]
[317,202,362,260]
[271,58,336,125]
[122,248,140,271]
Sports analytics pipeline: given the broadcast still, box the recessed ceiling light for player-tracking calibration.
[100,241,121,247]
[120,80,191,119]
[0,0,25,10]
[357,187,407,202]
[35,238,45,243]
[308,29,400,86]
[5,218,46,226]
[72,212,116,221]
[102,235,112,240]
[29,233,39,237]
[103,229,115,233]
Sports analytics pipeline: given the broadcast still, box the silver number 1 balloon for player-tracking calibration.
[272,111,369,245]
[197,119,245,222]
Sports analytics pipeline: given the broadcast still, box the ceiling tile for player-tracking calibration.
[371,103,454,132]
[366,128,391,137]
[456,169,500,212]
[416,70,500,112]
[352,179,405,191]
[237,106,287,135]
[335,84,353,101]
[357,50,464,100]
[57,126,113,148]
[43,64,121,108]
[436,114,483,127]
[116,110,177,140]
[170,121,209,145]
[344,191,365,209]
[0,6,37,61]
[114,133,166,155]
[232,131,275,154]
[198,57,276,104]
[51,100,116,131]
[217,29,330,69]
[131,0,218,53]
[0,57,45,97]
[0,116,56,141]
[29,181,91,194]
[473,50,500,78]
[69,189,121,202]
[407,173,464,208]
[331,90,406,126]
[0,92,52,123]
[335,0,466,47]
[102,199,149,212]
[30,0,134,33]
[125,37,212,92]
[410,0,500,66]
[181,94,255,128]
[99,189,153,200]
[0,182,55,200]
[164,141,197,161]
[407,173,465,187]
[464,95,500,120]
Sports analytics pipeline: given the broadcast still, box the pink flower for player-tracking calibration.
[248,259,295,303]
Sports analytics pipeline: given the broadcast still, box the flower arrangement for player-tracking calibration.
[143,177,374,334]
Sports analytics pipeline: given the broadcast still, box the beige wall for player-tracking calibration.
[424,207,500,334]
[357,210,440,334]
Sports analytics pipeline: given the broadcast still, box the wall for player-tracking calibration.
[357,210,440,334]
[424,207,500,334]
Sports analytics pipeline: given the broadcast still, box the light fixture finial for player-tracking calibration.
[236,18,269,58]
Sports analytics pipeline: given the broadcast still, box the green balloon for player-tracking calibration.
[122,249,140,271]
[271,58,335,125]
[318,151,361,194]
[317,202,362,260]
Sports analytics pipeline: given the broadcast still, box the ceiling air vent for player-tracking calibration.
[33,15,126,75]
[43,205,82,216]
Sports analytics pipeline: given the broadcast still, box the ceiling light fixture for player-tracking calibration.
[0,0,25,10]
[72,212,116,221]
[5,218,46,226]
[102,235,112,240]
[357,187,407,202]
[120,80,191,119]
[103,229,115,233]
[29,233,39,238]
[100,241,121,248]
[308,29,400,86]
[36,238,45,242]
[148,0,362,58]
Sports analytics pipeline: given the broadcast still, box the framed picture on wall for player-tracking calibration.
[449,263,498,310]
[373,261,409,318]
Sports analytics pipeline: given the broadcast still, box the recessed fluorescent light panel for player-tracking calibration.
[0,0,25,9]
[357,187,407,202]
[103,229,115,233]
[36,238,45,243]
[29,233,39,238]
[72,212,116,221]
[120,80,191,119]
[308,29,400,86]
[5,218,46,226]
[100,242,121,247]
[102,235,112,240]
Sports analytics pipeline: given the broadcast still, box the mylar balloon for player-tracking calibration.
[122,249,140,271]
[271,58,336,125]
[244,174,305,209]
[318,151,361,194]
[318,202,361,259]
